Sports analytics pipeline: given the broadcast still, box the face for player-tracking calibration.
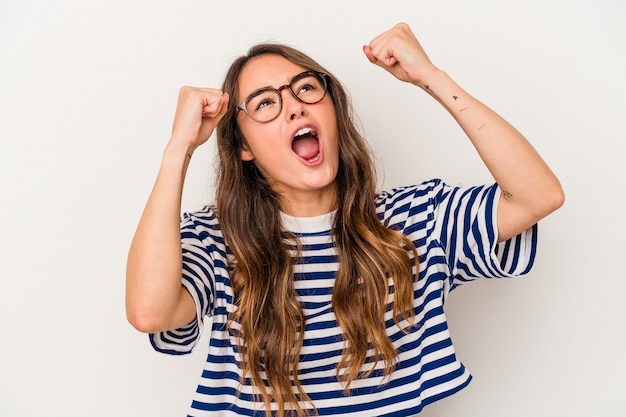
[236,54,339,216]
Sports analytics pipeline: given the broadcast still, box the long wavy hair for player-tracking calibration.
[215,44,419,417]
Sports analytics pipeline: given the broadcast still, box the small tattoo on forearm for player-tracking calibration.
[503,191,513,199]
[453,95,459,100]
[477,122,487,131]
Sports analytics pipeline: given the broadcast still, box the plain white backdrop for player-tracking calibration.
[1,0,625,416]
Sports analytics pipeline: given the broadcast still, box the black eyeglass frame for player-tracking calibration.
[236,71,329,123]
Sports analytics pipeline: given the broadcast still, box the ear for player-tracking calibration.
[240,144,254,161]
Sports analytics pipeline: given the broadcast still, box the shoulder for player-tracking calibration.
[375,179,445,213]
[181,205,224,244]
[373,179,449,236]
[376,178,444,203]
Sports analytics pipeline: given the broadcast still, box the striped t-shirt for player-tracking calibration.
[150,179,537,416]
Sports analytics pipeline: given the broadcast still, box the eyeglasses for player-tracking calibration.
[237,71,328,123]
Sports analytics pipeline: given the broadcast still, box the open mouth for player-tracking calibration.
[291,127,320,163]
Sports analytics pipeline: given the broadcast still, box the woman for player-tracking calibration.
[126,22,564,417]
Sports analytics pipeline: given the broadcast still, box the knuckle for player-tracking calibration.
[178,86,192,98]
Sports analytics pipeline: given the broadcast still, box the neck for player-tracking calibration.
[277,184,338,217]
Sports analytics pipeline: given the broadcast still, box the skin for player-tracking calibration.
[125,22,564,334]
[236,55,340,217]
[125,86,229,333]
[363,23,563,242]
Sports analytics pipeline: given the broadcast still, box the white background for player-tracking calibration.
[1,0,625,416]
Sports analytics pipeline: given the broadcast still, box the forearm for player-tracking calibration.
[126,141,195,333]
[365,23,563,240]
[417,69,564,240]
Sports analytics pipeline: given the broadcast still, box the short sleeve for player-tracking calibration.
[433,182,538,290]
[149,209,219,355]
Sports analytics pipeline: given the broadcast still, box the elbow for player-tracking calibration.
[554,187,565,211]
[126,305,168,334]
[536,181,565,219]
[546,182,565,215]
[126,310,154,334]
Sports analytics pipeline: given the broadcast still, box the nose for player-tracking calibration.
[278,86,306,121]
[289,110,305,120]
[285,97,306,120]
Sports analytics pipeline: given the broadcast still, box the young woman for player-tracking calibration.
[126,22,563,417]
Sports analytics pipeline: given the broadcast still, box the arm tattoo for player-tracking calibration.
[503,190,513,199]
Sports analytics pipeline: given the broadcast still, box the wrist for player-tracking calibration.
[416,69,467,107]
[414,66,448,90]
[164,139,195,161]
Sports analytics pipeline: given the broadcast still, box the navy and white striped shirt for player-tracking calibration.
[150,179,537,416]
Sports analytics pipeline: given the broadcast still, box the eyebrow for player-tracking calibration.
[244,72,307,96]
[246,88,271,100]
[239,85,273,105]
